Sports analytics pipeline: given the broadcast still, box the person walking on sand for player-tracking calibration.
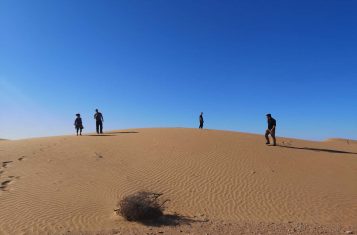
[199,112,204,129]
[94,109,104,134]
[265,113,277,146]
[74,113,84,136]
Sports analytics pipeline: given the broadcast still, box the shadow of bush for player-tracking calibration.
[140,213,203,227]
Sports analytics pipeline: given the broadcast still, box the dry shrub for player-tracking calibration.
[116,191,169,222]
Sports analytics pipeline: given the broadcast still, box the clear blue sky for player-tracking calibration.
[1,0,357,140]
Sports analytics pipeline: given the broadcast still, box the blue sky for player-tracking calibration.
[1,0,357,140]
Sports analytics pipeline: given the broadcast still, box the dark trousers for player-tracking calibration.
[265,128,276,145]
[96,121,103,134]
[199,121,204,129]
[76,127,83,135]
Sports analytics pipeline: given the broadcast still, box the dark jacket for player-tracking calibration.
[74,117,83,129]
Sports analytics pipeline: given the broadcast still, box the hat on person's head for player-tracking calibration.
[76,113,80,116]
[266,113,272,117]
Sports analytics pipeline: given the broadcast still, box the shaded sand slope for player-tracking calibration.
[0,128,356,234]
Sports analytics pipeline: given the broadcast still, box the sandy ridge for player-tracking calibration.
[0,128,356,234]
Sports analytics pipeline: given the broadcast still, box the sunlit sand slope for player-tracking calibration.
[0,128,356,234]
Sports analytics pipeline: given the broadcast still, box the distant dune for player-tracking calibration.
[325,138,357,144]
[0,128,356,234]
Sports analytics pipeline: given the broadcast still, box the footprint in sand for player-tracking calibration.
[8,176,20,179]
[0,179,12,191]
[0,158,25,193]
[18,156,26,161]
[1,161,13,168]
[0,176,20,192]
[281,141,292,146]
[94,152,103,160]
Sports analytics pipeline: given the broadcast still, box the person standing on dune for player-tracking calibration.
[94,109,104,134]
[265,113,277,146]
[74,113,83,136]
[199,112,204,129]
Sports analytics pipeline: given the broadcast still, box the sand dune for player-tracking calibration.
[0,128,356,234]
[325,138,357,145]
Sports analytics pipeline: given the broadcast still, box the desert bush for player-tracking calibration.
[116,191,169,222]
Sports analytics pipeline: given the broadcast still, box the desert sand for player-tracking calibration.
[0,128,356,235]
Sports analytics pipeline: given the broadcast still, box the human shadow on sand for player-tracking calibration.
[108,131,139,134]
[86,134,117,137]
[138,213,207,227]
[278,145,357,155]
